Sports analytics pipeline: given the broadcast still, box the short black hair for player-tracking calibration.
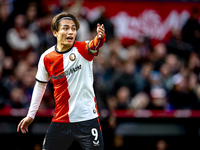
[51,12,80,31]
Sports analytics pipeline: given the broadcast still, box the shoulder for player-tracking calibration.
[41,45,55,59]
[42,45,55,56]
[74,41,88,48]
[74,41,94,61]
[38,45,55,67]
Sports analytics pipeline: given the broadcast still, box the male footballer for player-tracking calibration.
[17,12,106,150]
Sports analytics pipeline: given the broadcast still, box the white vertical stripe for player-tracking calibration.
[62,47,98,122]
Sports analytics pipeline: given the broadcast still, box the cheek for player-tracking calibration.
[58,33,66,40]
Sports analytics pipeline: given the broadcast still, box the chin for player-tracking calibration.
[62,42,73,48]
[67,40,75,44]
[63,41,73,45]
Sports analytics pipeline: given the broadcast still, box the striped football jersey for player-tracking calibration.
[36,41,99,123]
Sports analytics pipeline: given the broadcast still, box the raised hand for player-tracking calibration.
[97,23,105,39]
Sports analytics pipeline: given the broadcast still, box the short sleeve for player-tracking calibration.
[35,54,50,83]
[76,41,94,61]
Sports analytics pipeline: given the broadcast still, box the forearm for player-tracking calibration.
[27,81,47,119]
[88,33,106,55]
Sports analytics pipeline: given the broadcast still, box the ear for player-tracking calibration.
[52,30,58,37]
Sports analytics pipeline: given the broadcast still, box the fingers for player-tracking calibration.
[17,119,24,132]
[21,119,28,134]
[97,24,105,32]
[17,118,28,134]
[26,127,28,132]
[101,24,104,29]
[97,23,105,39]
[21,125,28,134]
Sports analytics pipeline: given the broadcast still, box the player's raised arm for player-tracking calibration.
[87,23,106,56]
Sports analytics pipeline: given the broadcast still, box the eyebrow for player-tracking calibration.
[62,25,76,27]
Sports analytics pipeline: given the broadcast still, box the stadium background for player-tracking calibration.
[0,0,200,149]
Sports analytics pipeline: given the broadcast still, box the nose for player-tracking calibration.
[68,28,73,34]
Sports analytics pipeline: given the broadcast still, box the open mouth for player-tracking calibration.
[66,37,73,41]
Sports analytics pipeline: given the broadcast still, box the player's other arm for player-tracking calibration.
[87,23,106,56]
[17,81,47,134]
[17,50,50,134]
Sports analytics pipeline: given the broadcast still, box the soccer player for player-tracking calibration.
[17,12,106,150]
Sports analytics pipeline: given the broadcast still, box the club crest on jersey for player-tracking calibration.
[69,53,76,61]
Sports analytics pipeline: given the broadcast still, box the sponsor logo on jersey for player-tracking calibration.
[52,64,81,80]
[69,53,76,61]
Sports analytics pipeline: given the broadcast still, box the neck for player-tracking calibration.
[56,43,72,52]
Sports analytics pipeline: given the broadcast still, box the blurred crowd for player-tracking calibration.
[0,0,200,149]
[0,0,200,114]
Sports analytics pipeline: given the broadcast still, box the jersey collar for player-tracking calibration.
[55,41,75,54]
